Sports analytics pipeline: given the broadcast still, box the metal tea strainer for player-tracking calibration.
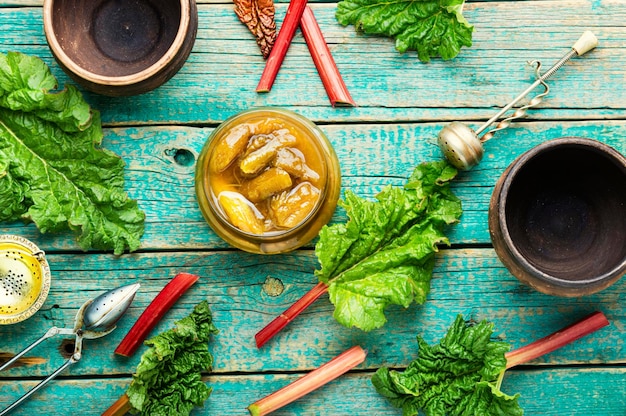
[0,235,51,325]
[438,31,598,171]
[0,282,140,415]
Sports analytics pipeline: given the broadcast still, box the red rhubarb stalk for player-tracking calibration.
[101,394,131,416]
[114,272,199,357]
[255,281,328,348]
[505,311,609,369]
[248,345,367,416]
[256,0,309,92]
[301,7,355,107]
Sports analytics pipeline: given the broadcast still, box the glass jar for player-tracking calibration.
[195,108,341,254]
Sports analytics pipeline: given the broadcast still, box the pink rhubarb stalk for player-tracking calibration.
[300,7,355,107]
[505,311,609,369]
[256,0,309,92]
[248,345,367,416]
[114,272,199,357]
[255,281,328,348]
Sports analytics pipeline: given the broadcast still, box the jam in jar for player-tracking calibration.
[195,108,341,254]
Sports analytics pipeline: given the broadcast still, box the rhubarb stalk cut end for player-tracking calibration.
[256,0,309,93]
[255,282,329,348]
[505,311,609,369]
[101,394,131,416]
[247,404,261,416]
[300,6,355,107]
[247,345,367,416]
[114,272,200,357]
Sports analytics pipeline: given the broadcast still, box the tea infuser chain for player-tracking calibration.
[437,31,599,171]
[479,61,550,143]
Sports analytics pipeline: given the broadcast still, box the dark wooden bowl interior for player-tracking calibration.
[50,0,181,77]
[504,143,626,282]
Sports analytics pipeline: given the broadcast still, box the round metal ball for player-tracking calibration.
[437,121,484,170]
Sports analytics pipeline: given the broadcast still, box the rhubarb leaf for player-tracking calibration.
[372,315,522,416]
[315,161,462,331]
[335,0,474,62]
[0,52,145,254]
[234,0,277,59]
[127,301,219,416]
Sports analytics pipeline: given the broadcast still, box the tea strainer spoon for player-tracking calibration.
[0,283,140,415]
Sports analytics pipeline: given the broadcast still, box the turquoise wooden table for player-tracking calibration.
[1,0,625,415]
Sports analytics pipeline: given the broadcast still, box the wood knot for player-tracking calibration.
[262,276,284,297]
[165,148,195,166]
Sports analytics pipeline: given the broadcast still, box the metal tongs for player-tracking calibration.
[437,31,599,170]
[0,283,140,415]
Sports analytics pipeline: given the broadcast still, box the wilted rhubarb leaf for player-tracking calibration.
[372,315,523,416]
[234,0,277,59]
[336,0,474,62]
[127,301,219,415]
[0,52,145,254]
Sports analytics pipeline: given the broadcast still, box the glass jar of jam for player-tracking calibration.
[195,108,341,254]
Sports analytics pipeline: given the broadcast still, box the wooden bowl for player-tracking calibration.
[489,137,626,296]
[43,0,197,96]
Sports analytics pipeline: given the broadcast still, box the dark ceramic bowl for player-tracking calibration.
[489,137,626,296]
[43,0,197,96]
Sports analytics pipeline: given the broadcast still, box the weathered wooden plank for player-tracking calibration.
[1,120,623,251]
[1,366,625,415]
[0,249,622,378]
[0,2,624,126]
[1,1,623,415]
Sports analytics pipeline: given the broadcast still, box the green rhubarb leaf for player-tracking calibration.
[127,301,219,416]
[0,52,145,254]
[372,315,522,416]
[0,158,29,220]
[336,0,474,62]
[315,160,462,331]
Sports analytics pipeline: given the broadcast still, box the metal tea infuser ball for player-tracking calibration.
[438,31,598,171]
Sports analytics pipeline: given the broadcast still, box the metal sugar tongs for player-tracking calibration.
[0,283,140,415]
[438,31,599,171]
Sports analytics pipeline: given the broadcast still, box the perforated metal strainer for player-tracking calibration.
[0,235,51,325]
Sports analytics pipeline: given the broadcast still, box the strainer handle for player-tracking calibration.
[0,327,72,372]
[474,31,598,137]
[0,355,78,416]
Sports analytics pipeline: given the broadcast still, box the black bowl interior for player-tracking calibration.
[504,143,626,282]
[50,0,181,77]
